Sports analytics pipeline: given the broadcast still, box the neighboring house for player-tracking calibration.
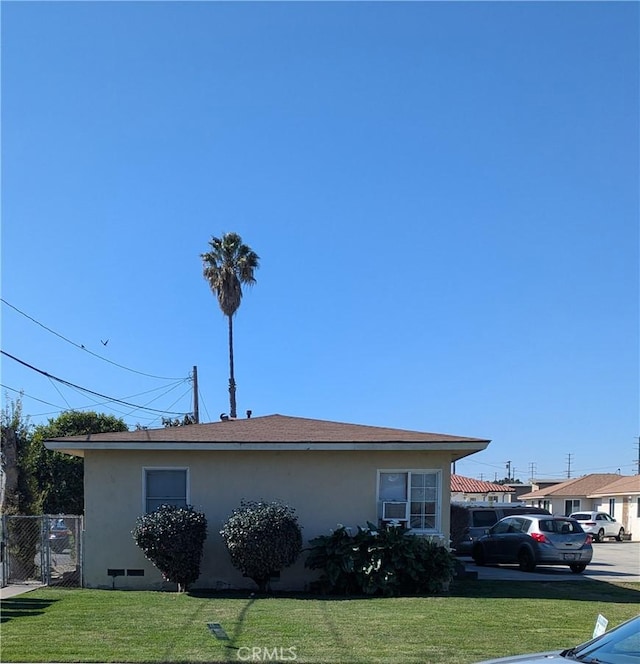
[507,480,559,502]
[518,473,639,541]
[45,414,490,591]
[450,475,515,503]
[587,475,640,541]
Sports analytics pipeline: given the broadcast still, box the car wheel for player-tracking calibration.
[518,548,536,572]
[472,545,486,566]
[616,528,625,542]
[596,528,605,543]
[570,564,586,574]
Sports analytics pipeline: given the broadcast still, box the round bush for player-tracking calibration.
[220,501,302,592]
[132,505,207,592]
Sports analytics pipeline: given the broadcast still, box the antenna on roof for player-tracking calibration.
[220,413,229,421]
[246,410,252,419]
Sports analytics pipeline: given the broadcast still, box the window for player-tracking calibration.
[378,470,441,532]
[564,499,580,516]
[144,468,188,513]
[637,497,640,519]
[608,498,616,517]
[492,518,513,535]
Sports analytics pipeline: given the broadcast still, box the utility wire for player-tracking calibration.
[1,350,189,416]
[1,298,186,381]
[1,384,63,410]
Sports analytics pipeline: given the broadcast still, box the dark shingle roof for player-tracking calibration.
[46,413,489,445]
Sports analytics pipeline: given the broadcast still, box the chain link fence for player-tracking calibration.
[1,515,83,588]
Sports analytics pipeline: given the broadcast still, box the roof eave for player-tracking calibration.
[45,440,490,454]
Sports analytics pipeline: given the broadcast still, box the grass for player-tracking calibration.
[1,581,639,663]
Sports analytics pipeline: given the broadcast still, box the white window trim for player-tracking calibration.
[377,469,442,534]
[142,466,190,513]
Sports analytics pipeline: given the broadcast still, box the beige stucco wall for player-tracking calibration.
[83,449,452,590]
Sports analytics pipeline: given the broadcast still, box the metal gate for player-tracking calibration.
[1,515,83,588]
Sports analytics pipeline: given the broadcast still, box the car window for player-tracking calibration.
[472,511,498,528]
[491,519,512,535]
[570,513,589,520]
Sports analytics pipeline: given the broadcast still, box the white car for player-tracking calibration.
[569,511,625,543]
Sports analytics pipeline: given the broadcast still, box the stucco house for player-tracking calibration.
[518,473,640,541]
[450,475,515,503]
[45,414,490,590]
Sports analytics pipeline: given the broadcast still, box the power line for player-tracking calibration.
[1,298,185,380]
[1,350,189,417]
[1,384,64,409]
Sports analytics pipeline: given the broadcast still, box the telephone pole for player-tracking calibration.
[192,365,199,424]
[505,460,512,481]
[566,453,573,479]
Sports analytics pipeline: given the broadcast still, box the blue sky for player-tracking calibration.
[1,1,638,483]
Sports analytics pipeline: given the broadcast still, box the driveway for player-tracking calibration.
[462,541,640,582]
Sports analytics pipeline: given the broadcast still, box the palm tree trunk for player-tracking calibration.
[227,314,237,418]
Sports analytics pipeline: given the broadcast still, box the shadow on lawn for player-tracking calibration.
[1,596,59,623]
[449,578,640,603]
[190,579,640,605]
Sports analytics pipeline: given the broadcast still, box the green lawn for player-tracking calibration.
[2,581,639,663]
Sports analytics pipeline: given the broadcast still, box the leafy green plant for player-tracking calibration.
[305,522,456,596]
[132,505,207,592]
[220,500,302,592]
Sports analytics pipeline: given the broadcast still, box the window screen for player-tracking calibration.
[145,469,187,513]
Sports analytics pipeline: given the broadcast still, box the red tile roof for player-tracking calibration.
[451,474,514,494]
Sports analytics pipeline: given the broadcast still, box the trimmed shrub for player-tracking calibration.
[132,505,207,592]
[305,522,456,596]
[220,501,302,592]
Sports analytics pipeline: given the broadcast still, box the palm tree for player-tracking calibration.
[202,233,259,419]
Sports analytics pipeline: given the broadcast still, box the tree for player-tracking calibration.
[1,396,40,579]
[30,411,128,514]
[1,395,37,514]
[202,233,259,419]
[132,505,208,592]
[161,415,195,428]
[220,501,302,592]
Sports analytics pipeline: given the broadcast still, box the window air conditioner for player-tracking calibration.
[382,501,408,521]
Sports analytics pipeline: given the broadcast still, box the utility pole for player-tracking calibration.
[192,365,199,424]
[636,437,640,475]
[528,462,537,482]
[505,460,512,481]
[566,453,573,479]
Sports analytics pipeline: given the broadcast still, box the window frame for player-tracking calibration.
[564,499,580,516]
[142,466,190,514]
[377,469,442,534]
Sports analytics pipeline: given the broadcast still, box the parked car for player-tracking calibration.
[569,511,625,543]
[450,504,551,555]
[49,518,71,553]
[473,614,640,663]
[471,515,592,573]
